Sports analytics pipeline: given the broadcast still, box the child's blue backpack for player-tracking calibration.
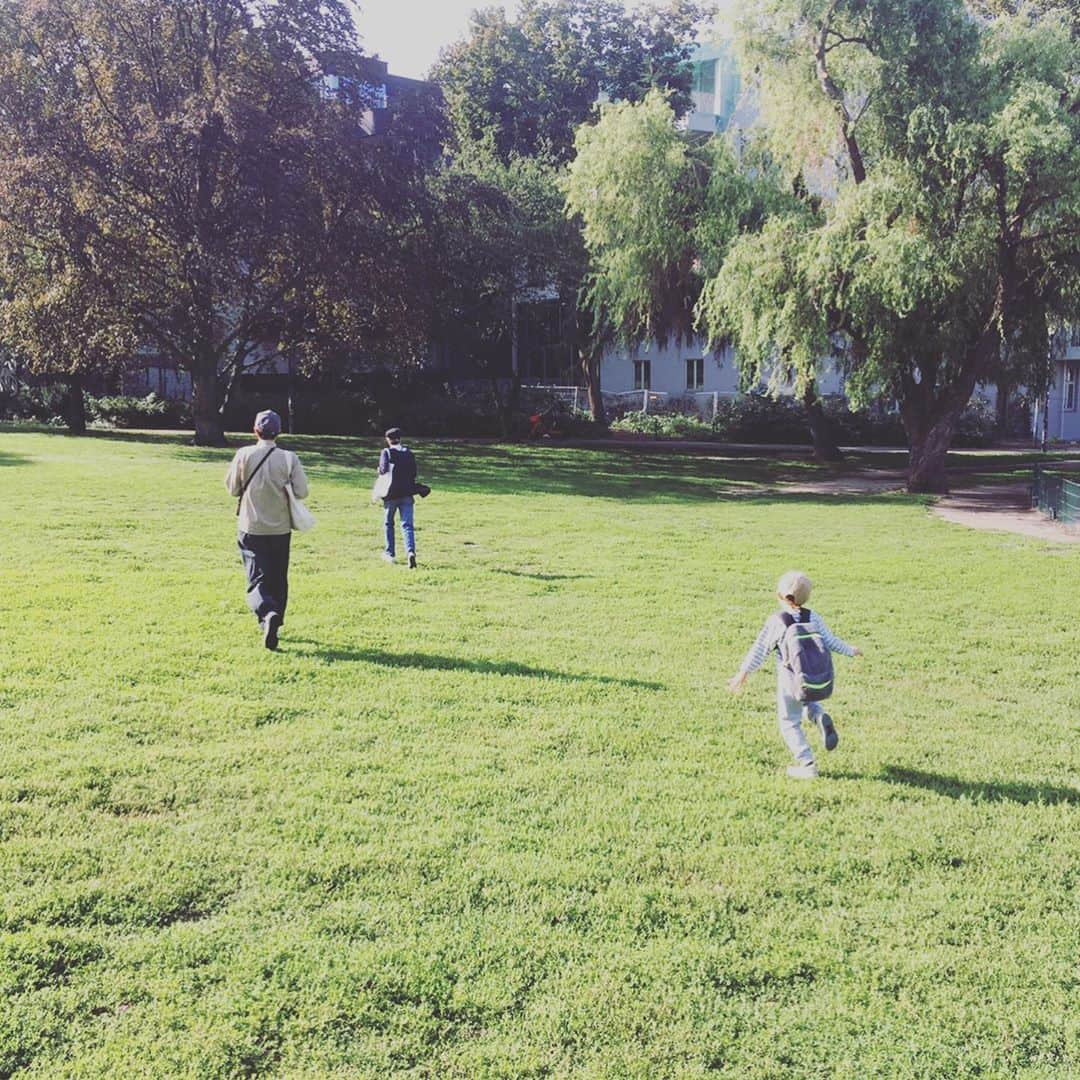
[778,609,834,702]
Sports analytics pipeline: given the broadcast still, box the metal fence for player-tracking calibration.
[1032,464,1080,524]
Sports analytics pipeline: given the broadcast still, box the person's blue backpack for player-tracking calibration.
[777,609,834,702]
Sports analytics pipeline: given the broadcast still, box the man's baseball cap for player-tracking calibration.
[254,410,282,437]
[385,427,402,440]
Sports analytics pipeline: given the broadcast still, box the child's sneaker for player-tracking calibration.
[817,712,839,751]
[786,762,819,780]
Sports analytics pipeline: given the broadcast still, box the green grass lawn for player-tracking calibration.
[0,428,1077,1078]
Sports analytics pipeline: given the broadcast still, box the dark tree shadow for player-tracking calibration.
[491,569,593,581]
[841,765,1080,806]
[0,450,29,467]
[285,640,664,689]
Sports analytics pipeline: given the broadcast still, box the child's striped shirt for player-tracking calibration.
[738,610,856,676]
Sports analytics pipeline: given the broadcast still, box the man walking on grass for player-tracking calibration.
[225,410,310,650]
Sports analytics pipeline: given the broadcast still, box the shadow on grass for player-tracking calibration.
[287,640,664,689]
[491,569,593,581]
[863,765,1080,805]
[342,442,918,504]
[154,434,913,503]
[18,426,1055,504]
[0,450,30,466]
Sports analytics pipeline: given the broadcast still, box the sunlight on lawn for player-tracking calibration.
[0,429,1076,1078]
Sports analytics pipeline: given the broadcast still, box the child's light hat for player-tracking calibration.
[777,571,812,606]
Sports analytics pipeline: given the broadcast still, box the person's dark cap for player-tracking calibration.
[385,427,402,441]
[254,410,282,437]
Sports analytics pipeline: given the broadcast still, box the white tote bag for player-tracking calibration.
[371,465,393,502]
[285,483,315,532]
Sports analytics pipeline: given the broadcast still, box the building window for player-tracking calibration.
[686,357,704,390]
[1065,365,1077,411]
[693,59,716,96]
[633,360,651,391]
[1070,324,1080,348]
[359,81,389,109]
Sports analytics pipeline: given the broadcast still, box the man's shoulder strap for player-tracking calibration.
[236,445,277,515]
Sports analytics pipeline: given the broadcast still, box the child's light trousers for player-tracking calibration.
[776,671,823,766]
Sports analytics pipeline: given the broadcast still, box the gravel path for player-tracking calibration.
[931,480,1080,544]
[768,467,1080,544]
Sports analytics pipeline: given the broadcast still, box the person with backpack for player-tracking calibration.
[224,410,310,650]
[727,571,862,779]
[376,427,426,568]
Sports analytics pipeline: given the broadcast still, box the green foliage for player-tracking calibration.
[1,428,1078,1075]
[571,0,1078,486]
[608,394,997,446]
[86,394,192,430]
[567,91,703,345]
[432,0,711,164]
[720,0,1078,488]
[0,382,68,425]
[431,2,713,421]
[427,147,583,383]
[717,393,822,443]
[698,210,827,396]
[0,0,442,443]
[567,92,790,350]
[610,409,715,438]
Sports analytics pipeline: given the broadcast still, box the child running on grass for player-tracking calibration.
[728,571,862,780]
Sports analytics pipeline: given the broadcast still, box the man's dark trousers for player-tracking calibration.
[238,532,291,622]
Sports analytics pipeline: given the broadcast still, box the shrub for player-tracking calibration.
[713,393,811,443]
[821,397,906,446]
[86,393,192,429]
[2,383,68,425]
[607,392,994,448]
[952,396,997,448]
[610,410,713,439]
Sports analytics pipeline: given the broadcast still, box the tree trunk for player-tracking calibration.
[191,359,227,446]
[581,348,606,425]
[802,383,843,462]
[994,379,1010,438]
[904,404,970,493]
[491,376,513,439]
[64,374,86,435]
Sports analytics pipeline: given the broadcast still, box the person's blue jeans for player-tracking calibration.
[383,497,415,557]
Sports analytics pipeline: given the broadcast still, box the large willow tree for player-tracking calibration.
[702,0,1080,491]
[569,2,1079,490]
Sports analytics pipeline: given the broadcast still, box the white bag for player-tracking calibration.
[371,466,393,502]
[285,483,315,532]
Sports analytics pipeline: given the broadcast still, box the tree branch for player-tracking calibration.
[813,1,867,184]
[824,31,870,52]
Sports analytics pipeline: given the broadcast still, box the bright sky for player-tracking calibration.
[355,0,518,79]
[353,0,735,81]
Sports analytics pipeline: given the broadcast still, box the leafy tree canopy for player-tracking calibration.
[569,0,1079,490]
[0,0,442,443]
[705,1,1080,489]
[566,89,792,350]
[431,0,714,165]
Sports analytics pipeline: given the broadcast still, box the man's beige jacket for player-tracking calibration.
[225,439,310,535]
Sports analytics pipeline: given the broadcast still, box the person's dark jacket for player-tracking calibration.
[379,444,418,500]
